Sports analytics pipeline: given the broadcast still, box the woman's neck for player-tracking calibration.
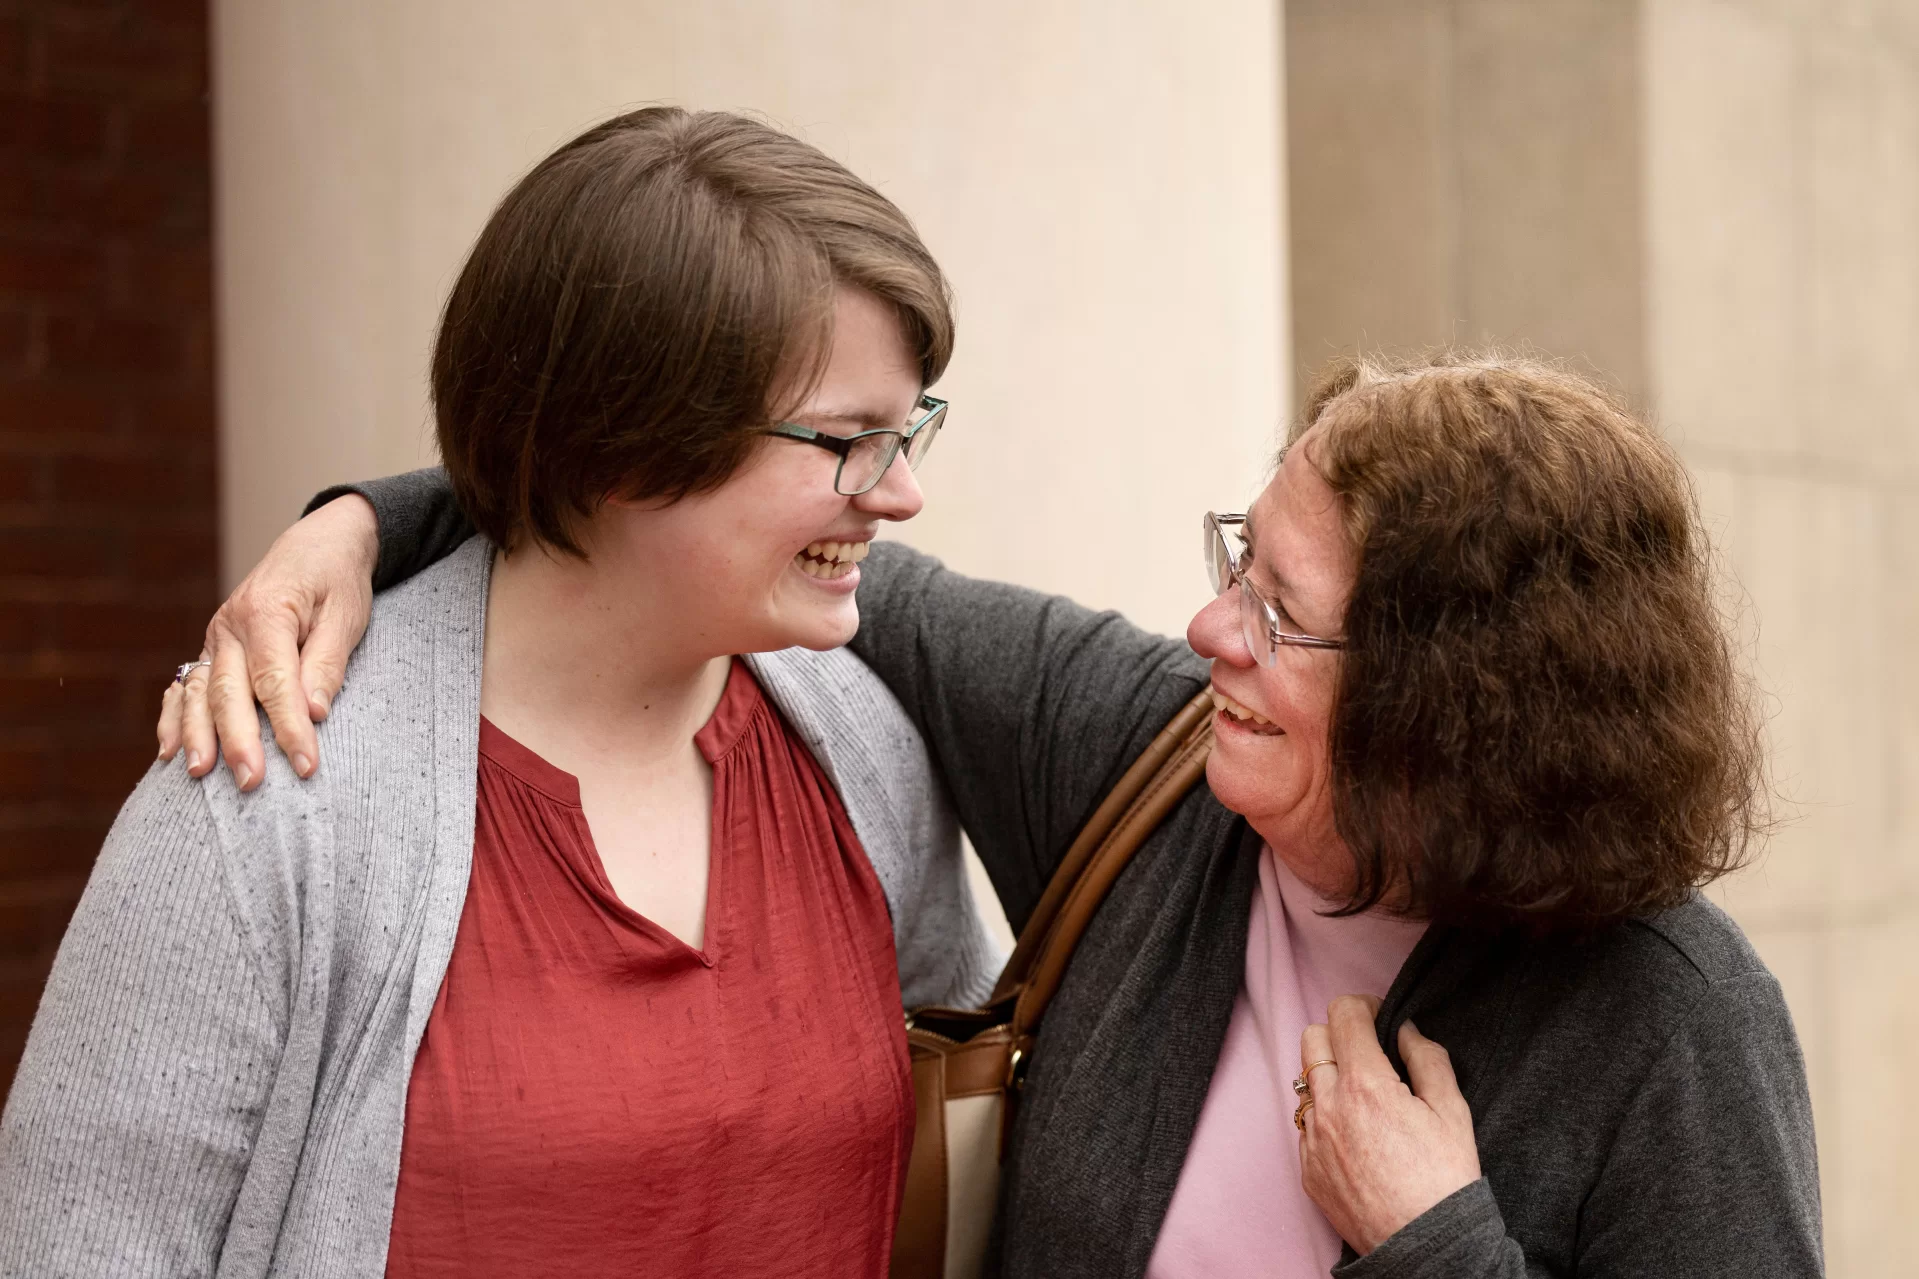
[479,542,731,766]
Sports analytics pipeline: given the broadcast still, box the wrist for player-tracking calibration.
[1335,1180,1499,1276]
[316,493,380,578]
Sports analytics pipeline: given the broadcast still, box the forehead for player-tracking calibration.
[1243,429,1355,601]
[789,287,921,422]
[1251,434,1340,538]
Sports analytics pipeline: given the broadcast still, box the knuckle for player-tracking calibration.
[206,670,247,708]
[1345,1075,1384,1105]
[253,665,292,699]
[207,608,244,649]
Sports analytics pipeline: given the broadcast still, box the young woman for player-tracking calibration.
[0,108,1000,1277]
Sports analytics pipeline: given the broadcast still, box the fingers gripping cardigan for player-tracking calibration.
[0,536,1002,1277]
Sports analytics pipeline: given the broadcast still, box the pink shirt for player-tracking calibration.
[1146,845,1427,1278]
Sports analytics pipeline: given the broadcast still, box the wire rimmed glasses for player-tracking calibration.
[766,394,948,496]
[1203,511,1345,665]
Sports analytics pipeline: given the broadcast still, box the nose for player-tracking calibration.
[855,447,925,522]
[1187,588,1252,667]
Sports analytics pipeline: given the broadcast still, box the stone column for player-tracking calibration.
[1288,2,1919,1269]
[1286,0,1645,403]
[1647,5,1919,1270]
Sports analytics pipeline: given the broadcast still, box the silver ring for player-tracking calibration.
[173,660,211,685]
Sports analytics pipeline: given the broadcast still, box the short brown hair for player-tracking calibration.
[432,107,954,553]
[1294,351,1768,931]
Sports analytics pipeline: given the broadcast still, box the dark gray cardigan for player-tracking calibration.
[342,471,1824,1279]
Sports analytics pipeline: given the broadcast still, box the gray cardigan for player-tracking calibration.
[326,469,1825,1279]
[0,536,1001,1277]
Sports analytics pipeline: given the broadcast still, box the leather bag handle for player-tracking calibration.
[989,688,1216,1031]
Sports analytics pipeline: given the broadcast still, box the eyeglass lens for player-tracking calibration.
[837,434,900,495]
[1204,517,1232,596]
[904,408,942,467]
[1238,579,1276,667]
[1203,516,1278,667]
[835,403,946,496]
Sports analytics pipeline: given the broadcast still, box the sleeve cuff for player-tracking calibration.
[1332,1179,1507,1279]
[304,466,469,593]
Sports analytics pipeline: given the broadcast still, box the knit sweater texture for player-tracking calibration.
[0,536,1000,1277]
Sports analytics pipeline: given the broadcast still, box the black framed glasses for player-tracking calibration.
[1203,511,1345,664]
[766,394,948,496]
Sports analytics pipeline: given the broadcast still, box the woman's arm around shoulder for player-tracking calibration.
[156,468,471,793]
[0,762,291,1276]
[305,466,475,593]
[848,541,1208,932]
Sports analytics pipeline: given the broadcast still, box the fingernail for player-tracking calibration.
[234,762,253,789]
[310,690,331,716]
[187,750,201,771]
[292,752,313,778]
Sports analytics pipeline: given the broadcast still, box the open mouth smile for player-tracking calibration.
[1209,685,1285,736]
[795,540,869,581]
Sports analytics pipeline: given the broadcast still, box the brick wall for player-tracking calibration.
[0,0,216,1094]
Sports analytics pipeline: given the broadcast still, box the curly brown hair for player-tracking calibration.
[1295,350,1768,931]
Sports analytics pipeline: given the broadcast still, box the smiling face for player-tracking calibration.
[576,285,926,656]
[1186,428,1359,893]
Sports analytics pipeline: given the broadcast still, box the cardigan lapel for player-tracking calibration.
[400,536,490,1057]
[1374,924,1526,1100]
[1116,820,1265,1279]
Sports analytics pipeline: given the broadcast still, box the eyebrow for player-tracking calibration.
[792,407,906,432]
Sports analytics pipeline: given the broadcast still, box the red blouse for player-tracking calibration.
[385,659,913,1278]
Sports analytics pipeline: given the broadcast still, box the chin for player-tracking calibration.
[775,601,860,652]
[1203,752,1258,821]
[1204,745,1299,829]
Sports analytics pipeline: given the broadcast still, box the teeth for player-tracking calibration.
[793,548,864,580]
[797,539,871,567]
[1209,686,1275,727]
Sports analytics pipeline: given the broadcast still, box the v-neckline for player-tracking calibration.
[477,714,723,966]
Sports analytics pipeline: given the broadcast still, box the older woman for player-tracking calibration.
[153,352,1818,1277]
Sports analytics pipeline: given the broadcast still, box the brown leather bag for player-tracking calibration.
[888,690,1217,1279]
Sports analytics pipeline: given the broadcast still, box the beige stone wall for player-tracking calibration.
[1648,3,1919,1271]
[1291,1,1919,1269]
[1286,0,1646,405]
[211,0,1287,640]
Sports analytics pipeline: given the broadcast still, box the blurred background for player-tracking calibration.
[1,0,1913,1269]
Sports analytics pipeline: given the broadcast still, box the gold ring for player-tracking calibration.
[1293,1096,1314,1131]
[1302,1058,1336,1079]
[1291,1073,1312,1099]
